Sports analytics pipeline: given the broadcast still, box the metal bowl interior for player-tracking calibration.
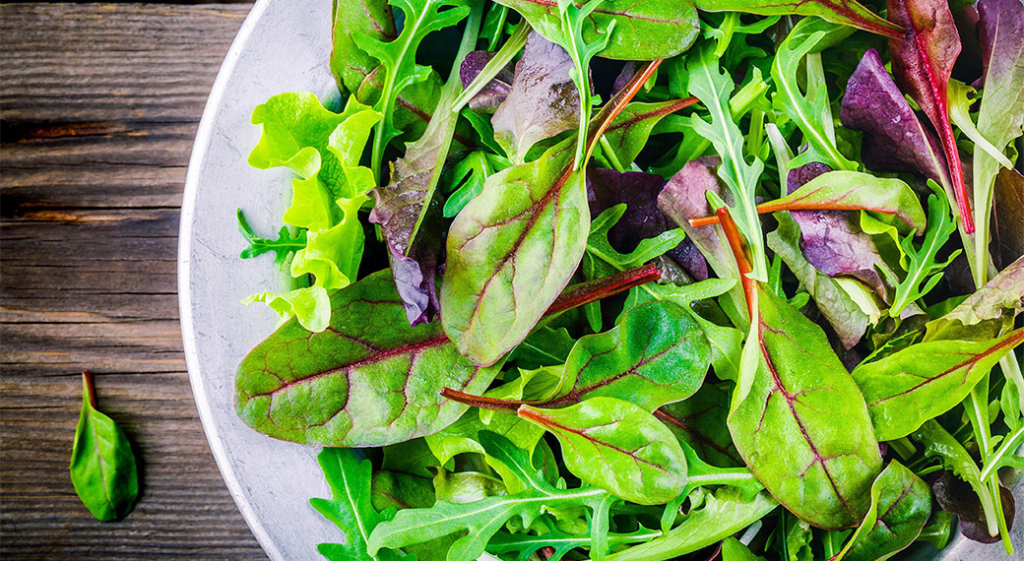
[178,1,1023,559]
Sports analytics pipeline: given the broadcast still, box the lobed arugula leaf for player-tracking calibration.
[236,209,306,269]
[486,520,661,561]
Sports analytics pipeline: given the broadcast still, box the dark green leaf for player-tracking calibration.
[519,397,689,504]
[69,371,139,522]
[235,269,501,446]
[311,448,393,561]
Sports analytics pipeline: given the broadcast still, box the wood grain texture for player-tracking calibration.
[1,4,267,559]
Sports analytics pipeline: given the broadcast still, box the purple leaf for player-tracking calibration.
[840,48,951,188]
[459,51,514,114]
[933,470,1015,544]
[658,157,733,280]
[587,167,707,279]
[887,0,973,232]
[491,32,579,163]
[993,168,1024,270]
[786,163,888,295]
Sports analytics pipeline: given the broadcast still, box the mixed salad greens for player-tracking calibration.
[233,0,1024,559]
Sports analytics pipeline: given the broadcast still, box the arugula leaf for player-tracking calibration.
[236,209,306,269]
[311,448,399,561]
[487,519,661,561]
[367,432,613,561]
[70,371,139,522]
[354,0,471,182]
[883,192,961,318]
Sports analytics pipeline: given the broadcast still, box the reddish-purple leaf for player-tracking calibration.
[459,51,514,114]
[993,168,1024,269]
[840,48,952,188]
[657,157,733,281]
[587,168,708,280]
[887,0,973,232]
[933,470,1016,543]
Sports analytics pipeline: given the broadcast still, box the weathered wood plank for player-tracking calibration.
[2,4,267,559]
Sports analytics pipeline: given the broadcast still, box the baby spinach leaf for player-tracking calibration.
[354,0,471,182]
[536,301,711,411]
[508,326,577,370]
[883,193,961,317]
[693,0,900,38]
[840,48,951,191]
[833,460,931,561]
[604,487,777,561]
[369,7,482,325]
[887,0,972,232]
[70,371,138,522]
[728,283,883,530]
[518,397,689,505]
[971,0,1024,281]
[656,383,742,467]
[441,61,662,366]
[853,327,1024,441]
[767,211,873,350]
[491,32,580,164]
[772,18,857,172]
[311,448,398,561]
[493,0,699,60]
[330,0,396,95]
[367,432,612,561]
[235,269,501,447]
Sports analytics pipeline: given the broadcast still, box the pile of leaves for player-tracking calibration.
[234,0,1024,559]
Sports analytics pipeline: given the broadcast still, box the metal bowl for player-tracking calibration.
[178,0,1022,559]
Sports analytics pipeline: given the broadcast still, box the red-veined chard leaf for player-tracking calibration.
[70,371,139,522]
[833,460,932,561]
[600,98,699,168]
[887,0,973,232]
[493,0,699,60]
[368,11,481,325]
[491,31,580,164]
[693,0,900,38]
[853,327,1024,441]
[656,383,743,467]
[518,397,689,505]
[728,281,883,529]
[441,61,663,366]
[367,432,615,561]
[840,48,952,190]
[459,50,515,114]
[330,0,395,96]
[971,0,1024,278]
[235,269,502,447]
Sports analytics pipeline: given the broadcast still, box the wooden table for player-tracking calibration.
[2,3,268,558]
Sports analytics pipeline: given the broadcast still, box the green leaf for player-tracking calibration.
[487,521,661,561]
[236,209,306,269]
[728,285,883,530]
[585,205,687,273]
[948,79,1015,169]
[692,0,900,38]
[432,470,506,504]
[370,470,453,561]
[656,383,743,467]
[519,397,689,505]
[311,449,403,561]
[242,285,331,333]
[69,371,139,522]
[492,0,699,60]
[441,139,588,366]
[535,301,711,411]
[687,43,767,278]
[721,537,766,561]
[443,151,491,219]
[854,328,1024,441]
[924,255,1024,342]
[604,487,778,561]
[771,18,857,172]
[883,192,961,317]
[330,0,396,95]
[235,269,501,446]
[834,460,931,561]
[354,0,471,182]
[601,99,698,169]
[507,326,576,370]
[367,432,612,561]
